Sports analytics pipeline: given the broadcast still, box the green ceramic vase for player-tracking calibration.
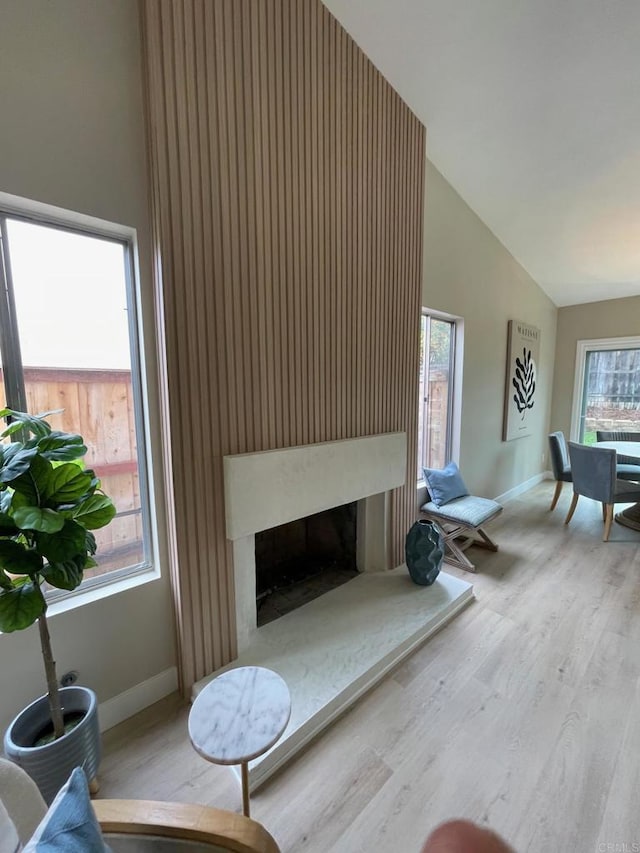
[405,519,444,586]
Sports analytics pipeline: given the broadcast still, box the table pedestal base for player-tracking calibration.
[241,762,250,817]
[615,502,640,531]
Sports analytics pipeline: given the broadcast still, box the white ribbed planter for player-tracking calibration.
[3,686,100,805]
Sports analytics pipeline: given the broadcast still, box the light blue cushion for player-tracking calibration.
[423,462,469,507]
[23,768,108,852]
[421,495,503,527]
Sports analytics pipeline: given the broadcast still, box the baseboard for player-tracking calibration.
[495,471,549,504]
[99,666,178,732]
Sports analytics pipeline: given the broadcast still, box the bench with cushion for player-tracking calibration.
[419,462,502,573]
[420,494,503,572]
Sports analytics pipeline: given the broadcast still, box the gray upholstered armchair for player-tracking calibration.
[565,442,640,541]
[550,431,640,513]
[0,757,280,853]
[548,431,572,511]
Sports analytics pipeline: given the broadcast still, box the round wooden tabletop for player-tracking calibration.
[188,666,291,766]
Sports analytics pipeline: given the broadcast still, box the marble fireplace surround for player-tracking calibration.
[223,431,408,652]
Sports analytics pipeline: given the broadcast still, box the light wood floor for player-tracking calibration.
[100,482,640,852]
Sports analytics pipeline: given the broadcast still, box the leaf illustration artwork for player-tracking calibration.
[512,347,536,419]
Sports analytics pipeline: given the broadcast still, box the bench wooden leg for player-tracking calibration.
[428,520,479,572]
[421,511,501,574]
[442,535,478,572]
[474,527,499,552]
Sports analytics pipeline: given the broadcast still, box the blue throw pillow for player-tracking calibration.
[423,462,469,507]
[23,767,108,852]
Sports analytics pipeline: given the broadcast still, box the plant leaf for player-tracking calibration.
[10,455,53,503]
[13,506,65,534]
[0,582,45,632]
[43,555,86,591]
[0,512,19,536]
[0,409,54,440]
[44,464,93,504]
[85,531,97,556]
[37,431,87,462]
[71,495,117,530]
[0,443,38,484]
[36,519,86,562]
[0,540,43,576]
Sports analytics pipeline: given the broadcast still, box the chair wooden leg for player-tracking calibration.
[550,480,563,511]
[564,493,579,525]
[602,503,606,521]
[603,505,614,541]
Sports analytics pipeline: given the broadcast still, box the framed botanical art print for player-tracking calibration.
[503,320,540,441]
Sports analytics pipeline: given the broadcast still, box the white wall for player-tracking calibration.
[0,0,176,733]
[423,161,558,499]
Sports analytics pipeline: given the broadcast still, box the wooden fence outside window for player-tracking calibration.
[0,367,143,577]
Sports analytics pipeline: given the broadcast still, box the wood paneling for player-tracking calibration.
[141,0,426,690]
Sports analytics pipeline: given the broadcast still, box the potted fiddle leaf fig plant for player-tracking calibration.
[0,408,116,803]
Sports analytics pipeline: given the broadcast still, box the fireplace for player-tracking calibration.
[255,502,358,626]
[223,432,407,652]
[194,430,473,793]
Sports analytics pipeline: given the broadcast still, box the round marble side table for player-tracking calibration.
[188,666,291,817]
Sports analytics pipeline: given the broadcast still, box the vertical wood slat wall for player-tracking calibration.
[142,0,426,691]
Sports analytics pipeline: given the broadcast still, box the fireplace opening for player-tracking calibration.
[255,502,358,626]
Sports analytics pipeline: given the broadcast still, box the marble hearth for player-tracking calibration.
[193,567,473,791]
[192,433,473,791]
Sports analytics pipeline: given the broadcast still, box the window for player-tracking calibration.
[0,202,153,594]
[571,336,640,444]
[417,311,459,479]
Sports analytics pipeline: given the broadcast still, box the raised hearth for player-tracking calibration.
[193,566,473,791]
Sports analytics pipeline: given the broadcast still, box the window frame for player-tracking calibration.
[417,307,463,482]
[0,191,156,600]
[570,335,640,442]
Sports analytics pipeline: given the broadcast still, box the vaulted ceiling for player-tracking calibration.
[323,0,640,307]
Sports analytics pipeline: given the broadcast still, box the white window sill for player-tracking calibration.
[45,565,161,620]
